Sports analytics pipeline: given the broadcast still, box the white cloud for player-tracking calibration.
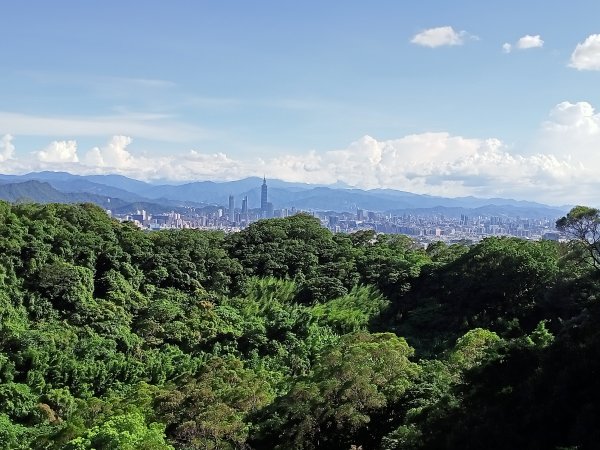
[12,133,580,203]
[516,34,544,49]
[6,100,600,204]
[37,140,79,163]
[0,134,15,162]
[546,101,597,128]
[107,77,176,89]
[570,34,600,70]
[84,136,134,168]
[410,26,474,48]
[540,101,600,159]
[503,35,543,53]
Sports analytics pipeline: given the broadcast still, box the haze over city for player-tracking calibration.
[2,1,600,204]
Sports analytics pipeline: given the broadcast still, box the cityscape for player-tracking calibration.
[111,177,562,244]
[3,2,600,449]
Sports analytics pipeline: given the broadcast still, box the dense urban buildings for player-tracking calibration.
[110,178,562,245]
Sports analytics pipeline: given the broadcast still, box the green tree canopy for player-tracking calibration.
[556,205,600,268]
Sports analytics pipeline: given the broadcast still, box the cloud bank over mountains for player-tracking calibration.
[1,101,600,204]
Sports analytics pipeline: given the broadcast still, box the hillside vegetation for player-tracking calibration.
[0,201,598,449]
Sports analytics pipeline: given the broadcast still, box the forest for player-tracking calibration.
[0,200,599,449]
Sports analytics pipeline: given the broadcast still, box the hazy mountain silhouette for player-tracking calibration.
[0,172,569,217]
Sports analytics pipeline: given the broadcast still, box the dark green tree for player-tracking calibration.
[556,205,600,269]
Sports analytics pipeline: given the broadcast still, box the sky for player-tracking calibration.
[1,0,600,205]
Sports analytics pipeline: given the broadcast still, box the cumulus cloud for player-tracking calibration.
[84,136,134,168]
[570,34,600,70]
[0,134,15,162]
[166,132,585,203]
[546,101,597,128]
[410,26,474,48]
[37,140,79,163]
[516,34,544,49]
[540,101,600,161]
[84,133,587,202]
[260,134,583,202]
[503,35,544,53]
[0,131,585,203]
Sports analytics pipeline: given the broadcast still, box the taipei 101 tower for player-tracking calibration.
[261,176,268,217]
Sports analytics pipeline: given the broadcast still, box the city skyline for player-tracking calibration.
[2,2,600,204]
[113,176,559,244]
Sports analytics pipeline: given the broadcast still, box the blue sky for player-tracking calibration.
[2,1,600,204]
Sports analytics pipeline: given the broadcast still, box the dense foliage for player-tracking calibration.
[0,201,598,449]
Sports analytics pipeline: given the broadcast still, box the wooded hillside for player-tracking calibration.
[0,201,597,449]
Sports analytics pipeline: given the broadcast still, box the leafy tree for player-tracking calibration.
[394,237,561,356]
[30,262,95,316]
[156,357,274,450]
[556,205,600,269]
[296,276,348,304]
[226,214,337,280]
[254,332,420,449]
[356,234,429,301]
[447,328,502,373]
[64,410,173,450]
[0,413,29,450]
[310,285,388,334]
[0,382,38,420]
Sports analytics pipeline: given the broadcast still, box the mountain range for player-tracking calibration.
[0,171,569,219]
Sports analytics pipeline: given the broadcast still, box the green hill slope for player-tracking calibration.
[0,201,597,450]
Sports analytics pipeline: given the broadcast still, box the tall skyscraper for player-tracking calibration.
[228,195,235,222]
[241,195,248,224]
[261,176,268,217]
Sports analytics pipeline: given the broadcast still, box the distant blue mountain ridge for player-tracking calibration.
[0,171,569,218]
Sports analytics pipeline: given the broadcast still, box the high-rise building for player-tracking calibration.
[241,195,248,224]
[261,176,268,217]
[241,196,248,214]
[228,195,235,222]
